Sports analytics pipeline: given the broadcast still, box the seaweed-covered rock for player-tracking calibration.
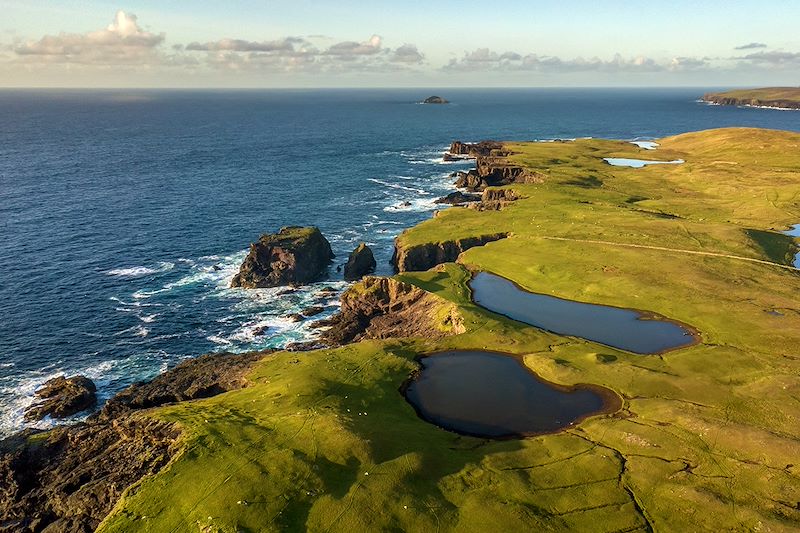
[231,226,334,288]
[24,376,96,421]
[343,243,376,281]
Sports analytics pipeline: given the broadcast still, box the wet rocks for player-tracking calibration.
[434,191,481,205]
[343,243,376,281]
[231,226,334,289]
[300,306,325,317]
[24,376,97,421]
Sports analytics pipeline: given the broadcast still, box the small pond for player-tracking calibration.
[470,272,697,354]
[604,157,684,168]
[403,350,618,438]
[629,140,659,150]
[784,224,800,268]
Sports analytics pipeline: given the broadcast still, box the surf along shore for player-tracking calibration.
[3,127,800,532]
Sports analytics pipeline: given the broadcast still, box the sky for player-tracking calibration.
[1,0,799,88]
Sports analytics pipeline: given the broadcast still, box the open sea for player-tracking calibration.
[1,88,798,436]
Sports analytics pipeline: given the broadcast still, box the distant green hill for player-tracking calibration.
[703,87,800,109]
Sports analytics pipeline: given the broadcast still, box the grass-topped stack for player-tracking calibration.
[231,226,334,288]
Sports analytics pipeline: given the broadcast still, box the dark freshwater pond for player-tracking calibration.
[403,350,617,438]
[470,272,697,354]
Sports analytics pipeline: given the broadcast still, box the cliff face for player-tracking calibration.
[702,92,800,110]
[392,232,509,272]
[317,276,464,345]
[0,351,269,533]
[231,226,334,288]
[447,141,544,191]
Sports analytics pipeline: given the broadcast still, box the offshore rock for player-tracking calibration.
[421,96,449,104]
[343,243,377,281]
[434,191,481,205]
[317,276,464,345]
[391,232,509,272]
[231,226,334,288]
[24,376,97,421]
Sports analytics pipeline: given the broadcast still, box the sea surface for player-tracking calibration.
[1,88,798,436]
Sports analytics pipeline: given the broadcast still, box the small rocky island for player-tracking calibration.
[702,87,800,109]
[421,95,448,104]
[231,226,334,288]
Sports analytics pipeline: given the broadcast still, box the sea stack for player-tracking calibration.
[421,96,449,104]
[230,226,334,288]
[343,243,377,281]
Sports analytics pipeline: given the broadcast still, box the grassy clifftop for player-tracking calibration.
[100,128,800,532]
[703,87,800,109]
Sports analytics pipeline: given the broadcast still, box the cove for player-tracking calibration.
[470,272,697,354]
[403,350,619,439]
[604,157,684,168]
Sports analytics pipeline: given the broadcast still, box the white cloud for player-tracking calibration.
[736,50,800,67]
[14,11,164,64]
[734,42,767,50]
[443,49,668,73]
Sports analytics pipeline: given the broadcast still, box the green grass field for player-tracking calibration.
[99,128,800,532]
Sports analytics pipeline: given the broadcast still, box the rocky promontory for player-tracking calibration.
[446,141,544,191]
[391,232,509,272]
[1,350,270,533]
[231,226,334,288]
[23,375,97,421]
[702,87,800,109]
[315,276,464,345]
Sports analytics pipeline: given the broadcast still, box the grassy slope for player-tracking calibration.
[100,128,800,532]
[705,87,800,105]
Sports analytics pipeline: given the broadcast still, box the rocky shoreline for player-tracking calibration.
[1,138,521,531]
[702,90,800,110]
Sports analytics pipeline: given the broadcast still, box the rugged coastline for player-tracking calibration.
[4,128,800,531]
[702,87,800,110]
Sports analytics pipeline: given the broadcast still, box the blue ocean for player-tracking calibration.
[1,88,798,436]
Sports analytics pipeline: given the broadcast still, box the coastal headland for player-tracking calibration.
[3,127,800,532]
[702,87,800,109]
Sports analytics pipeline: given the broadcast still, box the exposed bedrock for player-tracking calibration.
[702,93,800,109]
[0,351,269,533]
[391,232,509,272]
[343,243,376,281]
[468,188,521,211]
[231,226,334,288]
[24,376,97,422]
[454,162,544,191]
[434,191,481,205]
[314,276,464,345]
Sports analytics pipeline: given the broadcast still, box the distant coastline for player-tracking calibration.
[702,87,800,110]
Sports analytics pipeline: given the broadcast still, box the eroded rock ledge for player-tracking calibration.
[0,351,269,533]
[315,276,464,345]
[447,141,545,191]
[391,232,509,272]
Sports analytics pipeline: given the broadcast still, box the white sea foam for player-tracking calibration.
[107,261,175,278]
[368,178,428,195]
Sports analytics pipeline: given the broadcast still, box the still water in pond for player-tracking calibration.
[404,350,613,438]
[784,224,800,268]
[603,157,684,168]
[470,272,696,354]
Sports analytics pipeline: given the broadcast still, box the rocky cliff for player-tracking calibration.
[343,243,376,281]
[702,90,800,110]
[316,276,464,345]
[0,351,269,533]
[231,226,334,288]
[391,232,509,272]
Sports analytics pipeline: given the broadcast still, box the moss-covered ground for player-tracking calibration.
[100,128,800,532]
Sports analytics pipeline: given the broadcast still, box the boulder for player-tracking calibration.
[24,375,97,421]
[421,95,448,104]
[343,243,377,281]
[231,226,334,288]
[434,191,481,205]
[301,306,325,317]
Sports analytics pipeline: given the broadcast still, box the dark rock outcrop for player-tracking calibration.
[343,243,376,281]
[24,376,97,422]
[391,232,509,272]
[1,351,269,533]
[434,191,481,205]
[315,276,464,345]
[448,141,506,158]
[300,306,325,318]
[454,161,544,191]
[468,188,520,211]
[231,226,334,288]
[99,351,267,421]
[421,96,449,104]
